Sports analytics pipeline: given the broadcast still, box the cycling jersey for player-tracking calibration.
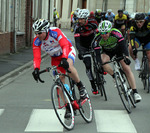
[94,28,124,51]
[33,27,73,69]
[145,16,150,22]
[93,28,128,58]
[114,14,127,27]
[130,20,150,46]
[74,18,98,50]
[95,12,102,23]
[105,12,115,22]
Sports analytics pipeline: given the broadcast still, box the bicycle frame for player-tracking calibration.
[112,59,128,92]
[102,55,136,113]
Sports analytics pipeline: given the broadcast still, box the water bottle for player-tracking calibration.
[64,84,72,95]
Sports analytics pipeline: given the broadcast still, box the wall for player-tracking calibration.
[0,33,11,54]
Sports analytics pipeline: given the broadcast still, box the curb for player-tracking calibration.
[0,53,47,86]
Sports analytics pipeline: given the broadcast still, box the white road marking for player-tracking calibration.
[25,109,64,132]
[0,109,4,116]
[94,110,137,133]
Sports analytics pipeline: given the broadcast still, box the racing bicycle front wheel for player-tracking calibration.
[79,94,93,123]
[51,83,75,130]
[115,72,132,113]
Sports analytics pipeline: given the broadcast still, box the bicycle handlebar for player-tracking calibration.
[102,55,125,65]
[38,66,71,83]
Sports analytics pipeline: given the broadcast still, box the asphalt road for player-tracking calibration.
[0,51,150,133]
[0,29,149,133]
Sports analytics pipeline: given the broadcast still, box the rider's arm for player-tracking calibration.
[56,28,70,59]
[92,33,102,64]
[32,37,42,70]
[129,25,136,48]
[74,33,81,52]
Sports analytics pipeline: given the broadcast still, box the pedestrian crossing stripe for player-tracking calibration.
[25,109,64,132]
[24,109,137,132]
[0,109,4,116]
[94,110,137,133]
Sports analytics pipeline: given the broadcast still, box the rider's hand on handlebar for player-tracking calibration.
[59,58,69,70]
[32,68,40,82]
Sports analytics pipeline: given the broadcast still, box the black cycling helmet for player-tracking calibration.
[135,13,145,20]
[118,9,123,13]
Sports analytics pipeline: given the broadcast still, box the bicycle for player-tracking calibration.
[138,48,150,93]
[38,66,93,130]
[102,55,136,113]
[89,47,107,101]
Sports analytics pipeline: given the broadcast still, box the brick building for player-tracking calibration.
[0,0,149,55]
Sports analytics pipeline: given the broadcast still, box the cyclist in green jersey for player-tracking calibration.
[92,20,142,103]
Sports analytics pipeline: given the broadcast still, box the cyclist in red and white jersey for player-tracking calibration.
[32,19,87,118]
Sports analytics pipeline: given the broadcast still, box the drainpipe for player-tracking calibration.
[14,0,17,53]
[123,0,126,10]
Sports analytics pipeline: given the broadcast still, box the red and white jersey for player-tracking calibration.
[33,27,73,69]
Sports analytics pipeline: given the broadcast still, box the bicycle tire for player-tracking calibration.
[140,58,150,93]
[115,72,132,113]
[94,67,107,100]
[97,73,107,101]
[95,70,103,96]
[120,69,136,108]
[79,95,93,123]
[143,59,150,93]
[51,83,75,130]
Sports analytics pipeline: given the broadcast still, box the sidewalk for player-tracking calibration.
[0,29,73,84]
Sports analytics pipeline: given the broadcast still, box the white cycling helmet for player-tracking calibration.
[107,9,112,13]
[32,19,50,32]
[77,9,90,18]
[98,20,112,32]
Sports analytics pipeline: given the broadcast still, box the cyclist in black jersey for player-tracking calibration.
[92,20,142,103]
[74,9,99,94]
[128,13,150,71]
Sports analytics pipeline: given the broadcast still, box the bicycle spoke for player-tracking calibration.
[115,73,132,113]
[51,84,75,130]
[79,96,93,123]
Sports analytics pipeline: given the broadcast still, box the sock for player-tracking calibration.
[135,58,139,63]
[90,80,96,90]
[112,74,115,78]
[76,81,83,89]
[132,89,138,94]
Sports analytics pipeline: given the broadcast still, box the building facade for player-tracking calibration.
[0,0,150,55]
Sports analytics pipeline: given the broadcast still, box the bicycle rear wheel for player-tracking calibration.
[79,94,93,123]
[115,72,132,113]
[51,83,75,130]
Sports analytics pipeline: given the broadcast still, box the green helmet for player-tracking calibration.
[98,20,112,33]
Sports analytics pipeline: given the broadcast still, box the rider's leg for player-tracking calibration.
[101,54,114,76]
[82,55,98,94]
[120,59,142,102]
[128,40,141,70]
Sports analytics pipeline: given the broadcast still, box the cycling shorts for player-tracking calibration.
[135,38,150,49]
[115,24,126,29]
[51,46,76,74]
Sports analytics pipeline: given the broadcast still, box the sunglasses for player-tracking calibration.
[135,20,145,24]
[101,32,109,35]
[35,31,42,35]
